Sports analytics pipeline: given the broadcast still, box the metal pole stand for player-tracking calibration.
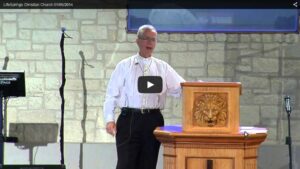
[285,96,293,169]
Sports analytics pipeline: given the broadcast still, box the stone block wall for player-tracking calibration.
[0,9,299,144]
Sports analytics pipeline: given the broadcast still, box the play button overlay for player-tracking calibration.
[147,81,154,88]
[138,76,162,93]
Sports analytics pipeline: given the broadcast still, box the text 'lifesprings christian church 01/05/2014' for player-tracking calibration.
[2,2,73,8]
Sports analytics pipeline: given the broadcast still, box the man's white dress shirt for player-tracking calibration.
[103,54,185,123]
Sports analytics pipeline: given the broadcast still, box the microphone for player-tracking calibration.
[285,96,292,114]
[61,27,66,33]
[61,27,72,39]
[134,58,139,65]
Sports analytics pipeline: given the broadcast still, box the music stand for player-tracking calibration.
[0,70,26,165]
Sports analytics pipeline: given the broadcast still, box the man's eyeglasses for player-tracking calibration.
[138,36,157,42]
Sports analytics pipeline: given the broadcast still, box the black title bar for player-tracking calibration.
[0,0,298,9]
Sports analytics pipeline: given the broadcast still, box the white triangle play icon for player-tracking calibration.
[147,81,154,88]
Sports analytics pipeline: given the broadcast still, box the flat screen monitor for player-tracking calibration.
[127,9,298,33]
[0,71,25,97]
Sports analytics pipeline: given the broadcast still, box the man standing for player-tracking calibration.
[103,25,184,169]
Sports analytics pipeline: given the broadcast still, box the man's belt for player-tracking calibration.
[121,107,160,114]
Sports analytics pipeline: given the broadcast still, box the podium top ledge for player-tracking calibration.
[181,82,241,87]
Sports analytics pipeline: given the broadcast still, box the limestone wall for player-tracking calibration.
[1,9,299,144]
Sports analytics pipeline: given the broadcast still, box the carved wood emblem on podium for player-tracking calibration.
[181,82,241,134]
[193,92,228,127]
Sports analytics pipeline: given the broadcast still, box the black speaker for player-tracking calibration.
[1,165,66,169]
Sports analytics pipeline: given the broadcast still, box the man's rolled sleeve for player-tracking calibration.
[103,63,124,123]
[165,63,185,98]
[103,95,117,123]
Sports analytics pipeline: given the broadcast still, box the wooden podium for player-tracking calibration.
[154,82,267,169]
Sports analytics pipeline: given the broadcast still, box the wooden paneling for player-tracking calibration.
[156,82,267,169]
[155,126,267,169]
[186,158,234,169]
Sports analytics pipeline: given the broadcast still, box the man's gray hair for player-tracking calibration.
[137,25,157,38]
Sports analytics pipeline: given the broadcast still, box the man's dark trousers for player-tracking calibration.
[116,108,164,169]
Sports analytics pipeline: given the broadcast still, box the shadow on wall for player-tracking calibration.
[79,50,94,169]
[9,123,59,164]
[2,56,9,70]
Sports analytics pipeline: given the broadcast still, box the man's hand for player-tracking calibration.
[106,121,116,136]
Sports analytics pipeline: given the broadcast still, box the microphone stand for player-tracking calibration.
[284,96,293,169]
[59,28,71,168]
